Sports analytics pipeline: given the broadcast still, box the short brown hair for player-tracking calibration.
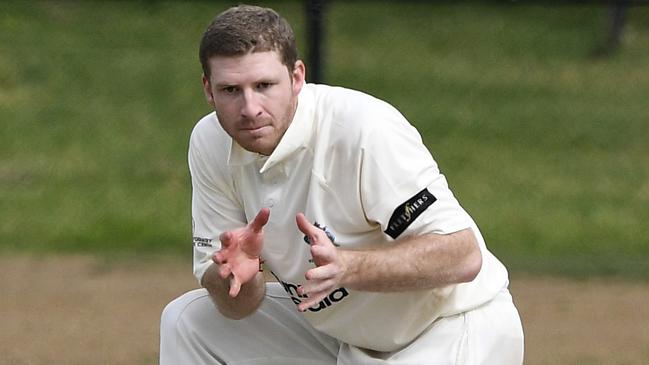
[199,5,298,77]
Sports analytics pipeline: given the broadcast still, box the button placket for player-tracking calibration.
[261,166,284,209]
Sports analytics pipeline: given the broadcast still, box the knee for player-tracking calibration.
[160,289,210,338]
[160,289,213,364]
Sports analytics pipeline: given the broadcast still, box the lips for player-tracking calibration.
[242,125,272,138]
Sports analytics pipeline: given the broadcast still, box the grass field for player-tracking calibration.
[1,1,648,278]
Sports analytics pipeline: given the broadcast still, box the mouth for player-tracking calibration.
[241,125,272,137]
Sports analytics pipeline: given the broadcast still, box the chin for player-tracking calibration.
[243,142,272,156]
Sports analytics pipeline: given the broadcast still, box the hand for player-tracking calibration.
[213,208,270,297]
[295,213,346,312]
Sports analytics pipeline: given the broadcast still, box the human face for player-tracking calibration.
[203,51,305,156]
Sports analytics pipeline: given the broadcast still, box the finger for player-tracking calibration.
[219,231,233,245]
[213,251,226,264]
[229,276,241,297]
[214,245,234,263]
[305,264,337,281]
[298,291,329,312]
[249,208,271,233]
[295,213,318,239]
[311,244,336,263]
[301,278,335,296]
[219,264,232,279]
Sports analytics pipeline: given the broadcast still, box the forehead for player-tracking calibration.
[208,51,287,84]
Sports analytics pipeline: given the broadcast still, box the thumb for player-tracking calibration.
[249,208,270,233]
[296,213,317,239]
[229,276,242,297]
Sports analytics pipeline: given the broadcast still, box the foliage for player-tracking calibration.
[1,1,648,278]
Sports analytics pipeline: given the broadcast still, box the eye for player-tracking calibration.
[256,82,273,90]
[221,86,238,94]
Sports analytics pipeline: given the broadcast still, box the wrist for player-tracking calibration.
[337,249,355,287]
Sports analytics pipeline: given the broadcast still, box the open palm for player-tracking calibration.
[213,208,270,297]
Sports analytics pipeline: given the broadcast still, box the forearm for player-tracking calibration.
[201,263,265,319]
[339,228,482,292]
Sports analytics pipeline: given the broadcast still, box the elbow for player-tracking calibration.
[459,247,482,283]
[456,230,482,283]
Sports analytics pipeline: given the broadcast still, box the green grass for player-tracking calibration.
[1,1,648,278]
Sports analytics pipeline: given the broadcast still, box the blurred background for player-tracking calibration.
[1,1,648,364]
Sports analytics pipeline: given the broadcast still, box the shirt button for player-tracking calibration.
[264,198,276,207]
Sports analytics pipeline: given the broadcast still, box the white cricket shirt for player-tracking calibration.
[189,84,509,351]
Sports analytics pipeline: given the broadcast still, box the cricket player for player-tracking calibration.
[160,4,524,364]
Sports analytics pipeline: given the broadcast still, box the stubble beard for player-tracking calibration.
[223,96,298,156]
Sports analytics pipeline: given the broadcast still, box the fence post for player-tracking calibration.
[306,0,326,83]
[592,0,630,57]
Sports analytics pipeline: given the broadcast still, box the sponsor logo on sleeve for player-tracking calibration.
[192,237,213,247]
[384,188,436,239]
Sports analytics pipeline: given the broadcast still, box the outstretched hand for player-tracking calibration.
[213,208,270,297]
[295,213,347,312]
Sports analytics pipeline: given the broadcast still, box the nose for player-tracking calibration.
[240,89,263,119]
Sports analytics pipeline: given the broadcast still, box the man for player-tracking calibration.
[160,4,524,364]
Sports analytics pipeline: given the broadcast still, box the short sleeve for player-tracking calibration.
[188,121,246,284]
[359,107,472,240]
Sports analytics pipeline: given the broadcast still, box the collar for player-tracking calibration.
[227,84,315,173]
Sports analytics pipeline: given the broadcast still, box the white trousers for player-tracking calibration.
[160,283,523,365]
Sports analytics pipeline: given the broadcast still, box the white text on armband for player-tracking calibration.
[385,188,436,239]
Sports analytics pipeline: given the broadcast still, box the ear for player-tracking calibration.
[202,74,215,106]
[291,60,306,96]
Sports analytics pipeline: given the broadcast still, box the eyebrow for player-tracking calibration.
[214,82,238,88]
[214,77,279,88]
